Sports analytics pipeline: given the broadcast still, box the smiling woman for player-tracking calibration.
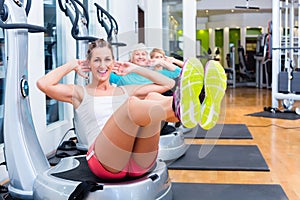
[36,38,222,180]
[36,38,180,179]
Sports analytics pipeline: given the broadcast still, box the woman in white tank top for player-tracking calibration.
[36,39,210,180]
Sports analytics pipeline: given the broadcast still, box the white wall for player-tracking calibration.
[144,0,163,49]
[109,0,138,59]
[206,13,272,29]
[183,0,197,58]
[108,0,164,59]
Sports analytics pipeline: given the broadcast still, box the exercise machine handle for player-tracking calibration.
[69,0,98,41]
[0,19,46,33]
[58,0,89,29]
[58,0,98,42]
[94,3,114,41]
[25,0,31,16]
[0,0,32,16]
[0,2,45,33]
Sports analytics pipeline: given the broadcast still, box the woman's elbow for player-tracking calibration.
[167,79,175,90]
[36,78,47,93]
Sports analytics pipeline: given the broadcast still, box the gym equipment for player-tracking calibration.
[94,3,126,60]
[168,144,269,171]
[172,183,288,200]
[296,107,300,115]
[237,46,256,84]
[272,0,300,109]
[1,1,172,199]
[225,45,236,88]
[158,127,188,162]
[58,0,97,85]
[255,33,272,88]
[184,124,253,140]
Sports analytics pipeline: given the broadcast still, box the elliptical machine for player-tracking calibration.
[1,0,172,199]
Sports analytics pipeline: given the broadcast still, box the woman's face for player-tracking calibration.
[89,47,114,82]
[151,52,164,60]
[131,50,148,66]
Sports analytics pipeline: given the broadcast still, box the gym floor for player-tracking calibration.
[169,87,300,200]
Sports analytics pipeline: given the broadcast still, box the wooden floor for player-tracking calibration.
[169,87,300,200]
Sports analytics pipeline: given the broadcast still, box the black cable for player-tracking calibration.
[54,127,76,157]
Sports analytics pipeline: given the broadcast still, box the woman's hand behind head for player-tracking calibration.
[74,59,90,78]
[113,61,139,76]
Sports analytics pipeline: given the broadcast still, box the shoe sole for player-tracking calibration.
[200,60,227,130]
[179,58,204,128]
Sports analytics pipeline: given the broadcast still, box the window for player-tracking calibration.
[44,2,63,125]
[162,0,183,57]
[0,29,4,143]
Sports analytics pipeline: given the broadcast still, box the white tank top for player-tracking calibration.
[74,86,128,148]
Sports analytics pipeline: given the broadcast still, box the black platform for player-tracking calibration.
[172,182,288,200]
[246,111,300,120]
[168,144,269,171]
[184,124,253,139]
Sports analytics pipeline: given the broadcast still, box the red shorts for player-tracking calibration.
[86,143,157,179]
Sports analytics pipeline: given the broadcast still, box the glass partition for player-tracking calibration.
[44,1,63,125]
[0,29,4,143]
[162,0,183,58]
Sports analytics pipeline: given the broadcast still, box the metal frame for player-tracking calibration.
[272,0,300,108]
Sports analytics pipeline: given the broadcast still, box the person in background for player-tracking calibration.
[110,44,181,86]
[150,47,184,69]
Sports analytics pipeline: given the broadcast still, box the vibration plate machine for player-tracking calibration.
[1,0,172,199]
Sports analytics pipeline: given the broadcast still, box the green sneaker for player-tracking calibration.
[200,60,227,130]
[173,57,204,128]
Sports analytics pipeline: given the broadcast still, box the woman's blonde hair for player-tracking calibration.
[87,39,114,60]
[129,43,148,61]
[150,48,165,58]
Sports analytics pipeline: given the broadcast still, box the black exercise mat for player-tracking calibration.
[168,144,269,171]
[172,182,288,200]
[184,124,253,139]
[246,111,300,120]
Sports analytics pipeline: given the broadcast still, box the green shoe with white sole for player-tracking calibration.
[200,60,227,130]
[173,57,204,128]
